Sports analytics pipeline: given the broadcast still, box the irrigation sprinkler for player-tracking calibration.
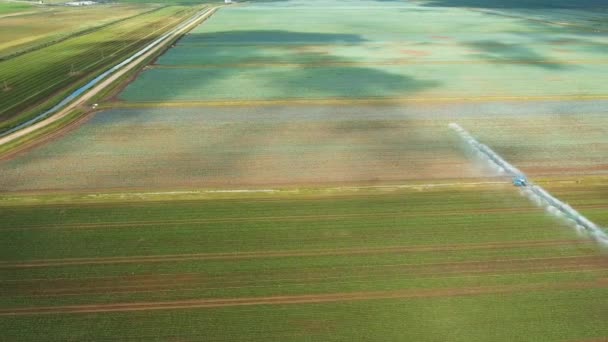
[449,123,608,247]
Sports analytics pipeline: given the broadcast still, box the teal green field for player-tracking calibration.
[119,0,608,102]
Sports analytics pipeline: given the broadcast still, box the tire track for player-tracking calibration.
[6,204,607,231]
[4,255,607,298]
[0,240,591,269]
[1,279,606,316]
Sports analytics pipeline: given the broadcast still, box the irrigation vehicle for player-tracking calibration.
[512,175,528,187]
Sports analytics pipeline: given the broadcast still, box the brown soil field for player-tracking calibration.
[1,101,607,192]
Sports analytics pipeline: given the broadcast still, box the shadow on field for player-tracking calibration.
[417,0,608,36]
[466,41,569,70]
[417,0,608,9]
[132,30,440,102]
[182,30,367,45]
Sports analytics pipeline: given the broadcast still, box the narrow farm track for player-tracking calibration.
[1,280,606,316]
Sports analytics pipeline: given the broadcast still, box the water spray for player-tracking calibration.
[449,123,608,248]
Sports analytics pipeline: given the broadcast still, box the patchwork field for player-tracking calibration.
[118,1,608,103]
[1,0,607,340]
[1,186,608,341]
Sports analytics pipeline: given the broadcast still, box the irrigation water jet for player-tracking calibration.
[449,123,608,248]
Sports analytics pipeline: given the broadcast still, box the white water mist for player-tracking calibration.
[449,123,608,247]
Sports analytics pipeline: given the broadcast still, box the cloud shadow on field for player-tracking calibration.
[466,40,570,70]
[416,0,608,10]
[182,30,368,45]
[126,30,440,102]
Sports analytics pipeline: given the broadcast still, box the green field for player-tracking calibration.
[0,5,198,133]
[1,186,607,340]
[0,1,33,15]
[1,0,607,340]
[0,4,156,58]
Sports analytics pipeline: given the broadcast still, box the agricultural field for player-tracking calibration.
[0,100,607,192]
[118,0,608,103]
[0,4,157,58]
[0,5,198,133]
[0,1,34,16]
[0,0,607,340]
[1,186,608,341]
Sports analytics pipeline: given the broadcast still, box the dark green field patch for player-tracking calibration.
[1,187,607,340]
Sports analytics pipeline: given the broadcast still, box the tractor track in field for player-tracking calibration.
[3,254,608,298]
[0,241,594,268]
[1,279,606,316]
[4,204,608,231]
[7,267,608,299]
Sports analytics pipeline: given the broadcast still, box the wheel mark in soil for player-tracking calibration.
[7,205,607,231]
[6,264,608,298]
[1,279,606,316]
[0,240,592,268]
